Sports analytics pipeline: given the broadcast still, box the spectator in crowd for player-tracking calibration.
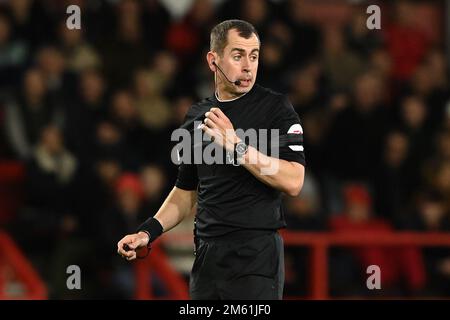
[139,164,168,215]
[238,0,274,41]
[257,36,288,92]
[282,0,322,65]
[321,26,366,93]
[12,125,82,295]
[36,46,73,104]
[109,89,147,170]
[345,5,383,57]
[64,68,107,166]
[400,190,450,295]
[284,173,325,296]
[329,184,426,296]
[0,12,29,89]
[385,1,430,82]
[99,173,147,299]
[93,120,138,172]
[4,68,63,159]
[324,71,389,181]
[5,0,56,49]
[166,0,216,66]
[289,61,325,117]
[422,130,450,188]
[99,0,151,89]
[373,131,412,222]
[133,67,172,131]
[57,19,101,73]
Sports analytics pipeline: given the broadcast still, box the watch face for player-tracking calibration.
[236,143,248,154]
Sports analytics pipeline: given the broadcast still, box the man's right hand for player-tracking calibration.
[117,231,150,261]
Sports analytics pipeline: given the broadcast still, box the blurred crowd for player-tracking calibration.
[0,0,449,298]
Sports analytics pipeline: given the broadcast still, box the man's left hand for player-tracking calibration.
[201,107,241,152]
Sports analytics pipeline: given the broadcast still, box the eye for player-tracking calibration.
[250,55,258,61]
[233,55,241,61]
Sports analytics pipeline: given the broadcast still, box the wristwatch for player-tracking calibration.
[234,141,249,162]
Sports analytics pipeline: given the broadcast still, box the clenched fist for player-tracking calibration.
[117,231,150,261]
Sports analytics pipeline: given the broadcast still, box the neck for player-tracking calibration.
[215,88,252,102]
[216,88,241,101]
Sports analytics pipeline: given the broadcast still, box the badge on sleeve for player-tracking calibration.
[287,124,304,151]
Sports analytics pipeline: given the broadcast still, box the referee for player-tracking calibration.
[117,19,305,300]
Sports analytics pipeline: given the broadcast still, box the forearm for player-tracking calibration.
[120,187,196,258]
[153,186,197,233]
[200,107,305,196]
[241,146,304,197]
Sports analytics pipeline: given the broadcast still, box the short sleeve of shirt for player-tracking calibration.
[175,164,198,190]
[174,105,200,191]
[271,95,306,166]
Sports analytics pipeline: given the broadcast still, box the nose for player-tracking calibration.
[241,57,250,72]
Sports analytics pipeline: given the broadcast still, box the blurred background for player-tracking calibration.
[0,0,449,299]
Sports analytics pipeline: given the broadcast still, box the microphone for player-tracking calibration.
[212,61,241,86]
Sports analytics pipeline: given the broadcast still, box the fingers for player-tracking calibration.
[201,124,221,142]
[201,108,235,149]
[125,252,137,261]
[117,238,129,256]
[203,116,219,130]
[205,111,221,124]
[210,107,227,120]
[204,107,231,131]
[119,246,136,260]
[117,235,140,260]
[127,241,139,250]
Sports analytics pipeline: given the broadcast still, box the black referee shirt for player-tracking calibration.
[175,84,306,238]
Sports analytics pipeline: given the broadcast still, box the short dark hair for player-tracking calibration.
[210,19,259,56]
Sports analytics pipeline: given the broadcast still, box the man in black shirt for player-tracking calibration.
[117,19,305,299]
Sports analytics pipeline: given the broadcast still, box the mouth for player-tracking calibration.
[238,79,252,87]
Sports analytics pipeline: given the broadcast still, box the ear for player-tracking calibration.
[206,51,217,72]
